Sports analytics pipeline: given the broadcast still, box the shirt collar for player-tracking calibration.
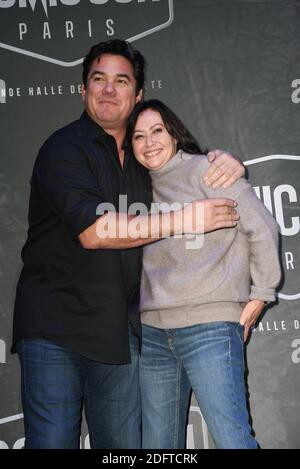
[79,111,130,151]
[122,136,130,151]
[79,111,110,142]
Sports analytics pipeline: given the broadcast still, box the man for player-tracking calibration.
[12,39,244,449]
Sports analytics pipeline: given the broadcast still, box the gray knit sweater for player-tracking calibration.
[140,151,281,328]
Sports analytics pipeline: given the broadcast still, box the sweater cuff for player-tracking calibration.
[250,285,276,303]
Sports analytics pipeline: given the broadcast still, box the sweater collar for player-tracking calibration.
[149,150,190,178]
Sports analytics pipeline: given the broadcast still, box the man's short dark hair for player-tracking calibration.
[82,39,146,95]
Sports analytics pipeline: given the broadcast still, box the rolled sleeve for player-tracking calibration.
[34,135,104,238]
[250,285,276,303]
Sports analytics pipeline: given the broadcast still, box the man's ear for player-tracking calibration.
[82,83,86,101]
[135,89,143,104]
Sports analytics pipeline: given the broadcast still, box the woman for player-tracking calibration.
[127,99,281,449]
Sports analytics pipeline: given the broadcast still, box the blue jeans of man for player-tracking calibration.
[140,321,258,449]
[17,327,141,449]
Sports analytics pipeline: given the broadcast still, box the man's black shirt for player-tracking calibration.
[12,112,152,363]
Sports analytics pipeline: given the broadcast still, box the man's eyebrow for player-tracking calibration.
[116,73,132,81]
[89,70,104,79]
[89,71,132,81]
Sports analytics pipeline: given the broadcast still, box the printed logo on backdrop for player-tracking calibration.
[0,0,174,66]
[245,154,300,302]
[0,414,24,449]
[0,339,6,364]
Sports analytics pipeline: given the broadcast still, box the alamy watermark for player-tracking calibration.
[95,195,204,250]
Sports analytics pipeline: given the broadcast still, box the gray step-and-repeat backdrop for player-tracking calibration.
[0,0,299,449]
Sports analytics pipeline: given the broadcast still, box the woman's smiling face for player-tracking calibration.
[132,109,177,170]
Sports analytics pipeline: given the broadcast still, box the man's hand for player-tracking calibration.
[239,299,265,342]
[204,149,245,189]
[182,198,239,234]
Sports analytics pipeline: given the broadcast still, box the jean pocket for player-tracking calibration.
[235,323,245,350]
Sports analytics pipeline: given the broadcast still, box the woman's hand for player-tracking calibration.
[239,299,266,342]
